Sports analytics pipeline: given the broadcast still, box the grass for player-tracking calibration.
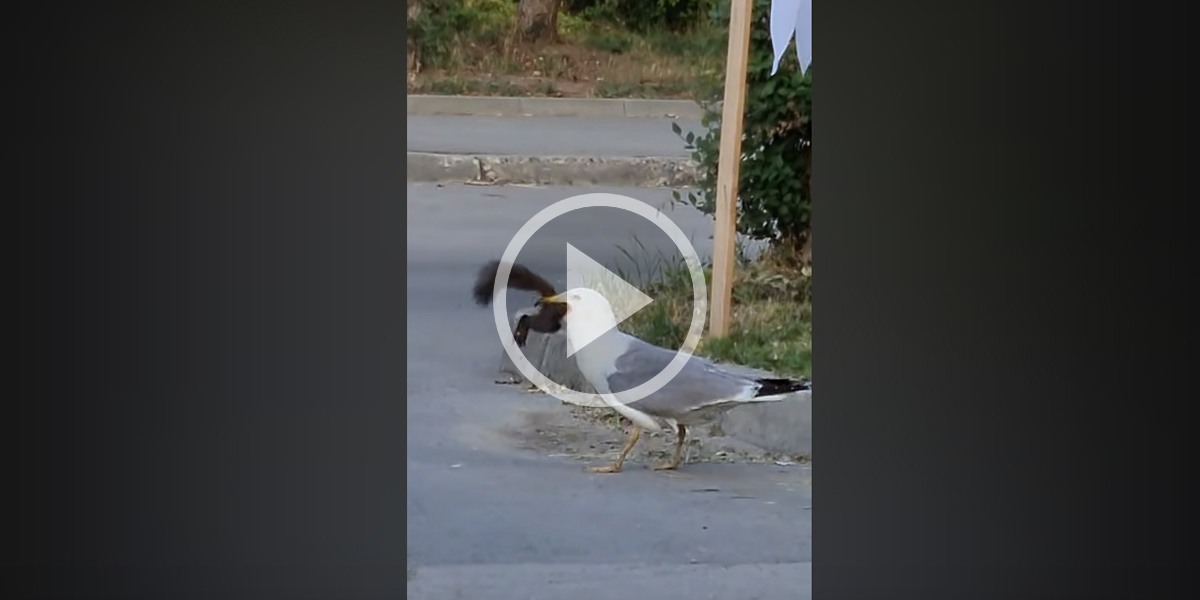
[407,0,726,100]
[614,238,813,379]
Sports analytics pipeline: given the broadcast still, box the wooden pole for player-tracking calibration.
[709,0,754,338]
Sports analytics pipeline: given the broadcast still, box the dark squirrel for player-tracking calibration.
[472,260,567,346]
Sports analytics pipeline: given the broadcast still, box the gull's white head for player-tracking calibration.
[542,287,619,353]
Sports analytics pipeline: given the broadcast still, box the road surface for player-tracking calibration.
[406,115,704,158]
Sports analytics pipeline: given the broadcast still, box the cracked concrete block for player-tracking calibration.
[710,363,812,458]
[474,155,698,188]
[406,152,479,182]
[714,391,812,458]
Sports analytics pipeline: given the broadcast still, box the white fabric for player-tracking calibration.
[769,0,812,76]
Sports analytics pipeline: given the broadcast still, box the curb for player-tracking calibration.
[407,151,699,188]
[711,364,812,459]
[407,94,713,120]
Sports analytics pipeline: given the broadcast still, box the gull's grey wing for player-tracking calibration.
[606,335,756,419]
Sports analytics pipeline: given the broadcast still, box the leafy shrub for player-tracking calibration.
[673,0,811,250]
[566,0,717,33]
[583,30,633,53]
[407,0,517,70]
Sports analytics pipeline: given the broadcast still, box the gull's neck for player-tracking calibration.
[569,327,628,383]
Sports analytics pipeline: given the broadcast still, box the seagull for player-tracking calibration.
[542,288,811,473]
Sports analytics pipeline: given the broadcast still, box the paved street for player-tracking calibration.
[405,182,812,598]
[407,114,704,157]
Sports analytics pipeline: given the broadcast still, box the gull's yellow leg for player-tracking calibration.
[589,426,641,473]
[653,424,687,471]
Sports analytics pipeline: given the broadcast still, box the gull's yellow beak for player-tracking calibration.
[542,293,567,304]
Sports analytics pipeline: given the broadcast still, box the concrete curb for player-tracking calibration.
[710,364,812,459]
[407,94,713,120]
[495,314,812,459]
[407,151,699,188]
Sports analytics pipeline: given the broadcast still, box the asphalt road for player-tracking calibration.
[406,115,704,157]
[405,183,812,598]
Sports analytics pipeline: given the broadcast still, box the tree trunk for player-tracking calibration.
[407,0,422,75]
[516,0,561,44]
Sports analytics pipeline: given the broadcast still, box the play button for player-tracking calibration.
[564,243,654,356]
[494,192,707,409]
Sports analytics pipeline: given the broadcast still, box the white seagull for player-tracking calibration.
[542,288,811,473]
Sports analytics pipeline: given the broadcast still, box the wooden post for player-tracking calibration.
[709,0,754,338]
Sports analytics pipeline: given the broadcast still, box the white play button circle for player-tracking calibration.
[492,192,708,409]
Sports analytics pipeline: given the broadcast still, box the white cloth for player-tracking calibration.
[770,0,812,76]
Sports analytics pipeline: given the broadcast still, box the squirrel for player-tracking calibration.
[472,260,567,347]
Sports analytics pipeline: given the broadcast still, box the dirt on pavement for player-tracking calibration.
[498,391,810,470]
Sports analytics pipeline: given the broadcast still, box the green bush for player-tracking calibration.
[407,0,516,70]
[568,0,717,33]
[583,30,634,54]
[673,0,811,249]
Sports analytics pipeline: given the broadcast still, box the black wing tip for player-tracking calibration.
[753,377,812,397]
